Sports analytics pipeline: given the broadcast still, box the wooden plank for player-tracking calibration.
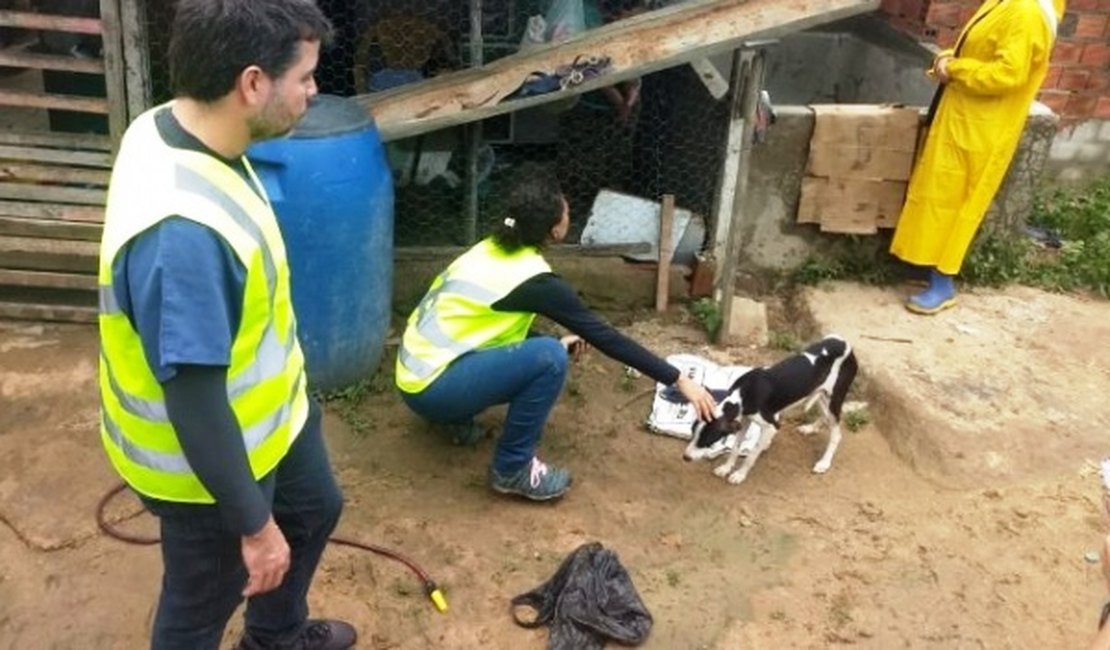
[0,235,99,273]
[394,242,650,261]
[0,145,112,168]
[715,51,765,345]
[0,215,103,241]
[710,49,748,279]
[655,194,675,313]
[0,47,104,74]
[0,269,97,291]
[0,10,102,34]
[358,0,880,142]
[0,162,111,186]
[0,300,97,324]
[0,200,104,223]
[119,0,153,121]
[0,130,112,151]
[0,89,109,114]
[0,182,107,205]
[99,0,128,149]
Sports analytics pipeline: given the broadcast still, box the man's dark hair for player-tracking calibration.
[169,0,333,102]
[491,164,565,253]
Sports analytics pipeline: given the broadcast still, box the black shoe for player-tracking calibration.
[237,619,357,650]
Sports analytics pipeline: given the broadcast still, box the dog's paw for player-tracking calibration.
[727,469,750,484]
[812,459,832,474]
[797,423,819,436]
[713,463,734,478]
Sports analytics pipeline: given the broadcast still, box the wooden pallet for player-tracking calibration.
[0,131,108,324]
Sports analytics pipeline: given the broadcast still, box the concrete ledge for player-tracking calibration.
[801,281,1110,489]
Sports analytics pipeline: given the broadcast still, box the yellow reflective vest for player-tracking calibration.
[396,238,552,393]
[97,106,309,503]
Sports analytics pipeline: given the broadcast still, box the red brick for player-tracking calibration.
[1038,90,1071,115]
[927,2,964,28]
[1080,42,1110,67]
[934,26,960,47]
[1066,93,1099,120]
[1052,41,1085,65]
[1095,97,1110,120]
[1059,69,1092,90]
[1076,13,1109,38]
[1069,0,1100,10]
[1043,65,1064,89]
[1087,71,1110,92]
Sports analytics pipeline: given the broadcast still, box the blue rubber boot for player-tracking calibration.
[906,269,957,315]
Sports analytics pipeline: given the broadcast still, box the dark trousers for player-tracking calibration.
[144,406,343,650]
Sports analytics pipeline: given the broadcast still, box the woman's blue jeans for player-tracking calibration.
[401,337,568,475]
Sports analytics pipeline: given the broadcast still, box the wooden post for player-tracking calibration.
[119,0,153,122]
[655,194,675,312]
[98,0,129,152]
[463,0,483,245]
[709,48,749,279]
[714,49,765,345]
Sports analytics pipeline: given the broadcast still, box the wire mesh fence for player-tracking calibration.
[140,0,729,252]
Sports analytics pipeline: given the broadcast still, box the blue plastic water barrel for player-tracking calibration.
[247,95,394,393]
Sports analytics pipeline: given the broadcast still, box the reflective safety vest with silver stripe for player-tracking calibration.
[97,105,309,504]
[396,238,552,393]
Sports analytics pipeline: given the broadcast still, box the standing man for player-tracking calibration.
[97,2,355,648]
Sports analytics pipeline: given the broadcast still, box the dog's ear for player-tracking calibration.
[721,400,740,421]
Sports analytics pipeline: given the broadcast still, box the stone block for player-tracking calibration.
[724,297,769,348]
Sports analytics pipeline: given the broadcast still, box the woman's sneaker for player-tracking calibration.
[489,457,572,501]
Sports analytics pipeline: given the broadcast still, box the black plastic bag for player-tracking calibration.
[511,542,653,650]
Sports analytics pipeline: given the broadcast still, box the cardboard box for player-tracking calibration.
[798,104,921,233]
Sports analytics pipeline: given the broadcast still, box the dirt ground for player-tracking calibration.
[2,282,1110,649]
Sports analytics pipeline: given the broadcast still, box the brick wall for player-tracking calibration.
[879,0,1110,124]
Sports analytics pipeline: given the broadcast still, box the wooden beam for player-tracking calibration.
[0,47,104,74]
[0,300,97,324]
[99,0,129,150]
[0,235,99,273]
[119,0,153,121]
[358,0,879,141]
[0,145,112,168]
[0,269,97,291]
[0,130,112,151]
[0,10,102,34]
[0,200,104,223]
[394,242,650,261]
[655,194,675,313]
[0,162,110,186]
[710,49,749,275]
[0,215,102,241]
[0,90,109,114]
[715,51,766,345]
[0,182,107,206]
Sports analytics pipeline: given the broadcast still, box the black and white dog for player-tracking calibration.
[683,335,858,485]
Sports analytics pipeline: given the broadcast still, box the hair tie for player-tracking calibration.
[503,217,516,228]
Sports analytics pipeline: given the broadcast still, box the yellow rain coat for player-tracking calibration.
[890,0,1065,275]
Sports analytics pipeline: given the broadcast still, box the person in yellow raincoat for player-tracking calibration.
[890,0,1065,314]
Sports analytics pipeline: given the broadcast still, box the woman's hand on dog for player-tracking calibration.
[560,335,590,362]
[676,375,717,422]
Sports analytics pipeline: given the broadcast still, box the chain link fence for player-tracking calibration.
[141,0,728,253]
